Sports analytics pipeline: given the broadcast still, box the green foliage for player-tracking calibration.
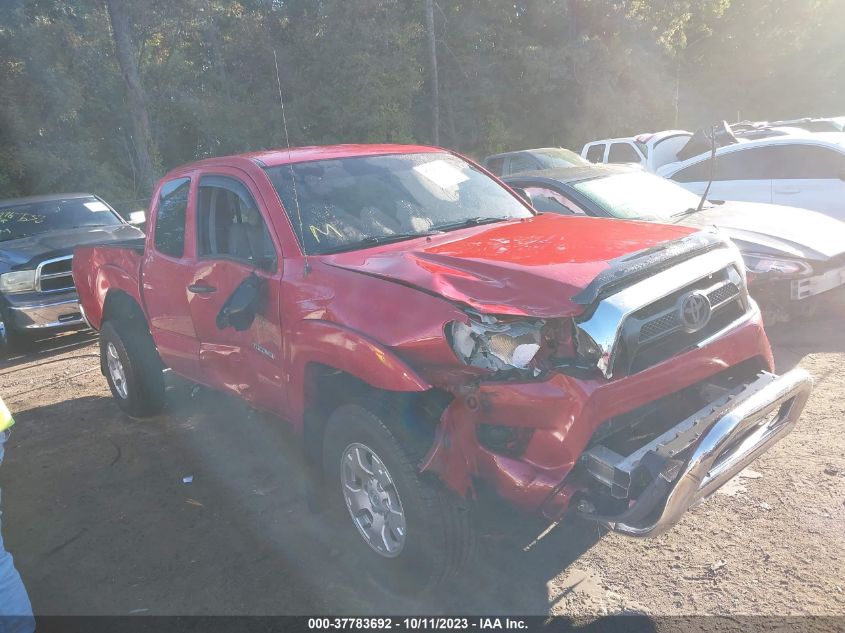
[0,0,842,209]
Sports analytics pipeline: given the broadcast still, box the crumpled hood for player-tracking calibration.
[678,201,845,260]
[0,224,144,269]
[323,213,695,318]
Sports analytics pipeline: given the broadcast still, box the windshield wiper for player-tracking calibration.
[435,216,512,232]
[671,204,712,219]
[316,230,441,255]
[359,230,443,246]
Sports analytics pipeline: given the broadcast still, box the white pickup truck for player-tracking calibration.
[581,130,693,172]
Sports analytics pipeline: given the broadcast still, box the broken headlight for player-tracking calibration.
[447,313,578,374]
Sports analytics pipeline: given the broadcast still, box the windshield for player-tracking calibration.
[0,197,122,243]
[265,152,532,255]
[533,148,588,168]
[571,171,704,220]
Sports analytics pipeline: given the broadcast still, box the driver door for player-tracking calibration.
[186,170,286,413]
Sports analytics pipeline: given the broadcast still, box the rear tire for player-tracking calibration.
[322,394,474,594]
[100,319,165,417]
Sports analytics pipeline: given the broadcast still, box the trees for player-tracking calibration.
[424,0,439,145]
[105,0,158,194]
[0,0,841,207]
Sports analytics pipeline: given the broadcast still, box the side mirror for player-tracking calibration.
[216,274,266,331]
[511,187,532,205]
[128,210,147,225]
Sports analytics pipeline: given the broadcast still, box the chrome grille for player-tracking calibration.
[619,265,748,375]
[636,278,741,344]
[36,255,75,293]
[575,241,753,380]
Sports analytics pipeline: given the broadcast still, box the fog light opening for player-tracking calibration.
[476,424,534,457]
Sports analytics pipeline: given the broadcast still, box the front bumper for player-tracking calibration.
[791,264,845,300]
[578,368,812,537]
[422,306,775,516]
[5,291,86,331]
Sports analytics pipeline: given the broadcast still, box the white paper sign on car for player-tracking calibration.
[84,201,110,212]
[413,160,470,189]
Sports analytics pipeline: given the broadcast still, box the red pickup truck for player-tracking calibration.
[73,144,812,590]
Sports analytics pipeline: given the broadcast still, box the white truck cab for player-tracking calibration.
[581,130,693,172]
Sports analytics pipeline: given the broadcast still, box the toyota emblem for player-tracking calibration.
[679,292,712,332]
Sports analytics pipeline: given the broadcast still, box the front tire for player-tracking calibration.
[100,320,165,417]
[322,395,474,593]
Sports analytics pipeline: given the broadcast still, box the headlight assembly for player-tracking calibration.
[449,314,542,372]
[448,312,584,375]
[0,270,36,294]
[742,253,812,277]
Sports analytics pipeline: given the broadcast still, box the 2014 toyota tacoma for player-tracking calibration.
[72,145,813,591]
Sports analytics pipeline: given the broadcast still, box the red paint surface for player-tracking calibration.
[73,143,776,520]
[325,213,693,317]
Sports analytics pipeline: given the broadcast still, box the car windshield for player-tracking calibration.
[265,152,532,255]
[533,148,588,168]
[571,171,705,221]
[0,197,122,242]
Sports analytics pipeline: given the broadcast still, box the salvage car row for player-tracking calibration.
[1,131,842,592]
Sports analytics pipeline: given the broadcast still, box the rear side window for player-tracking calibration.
[766,145,845,179]
[671,158,711,183]
[155,178,190,257]
[608,143,641,164]
[506,154,541,175]
[585,144,605,163]
[673,147,775,183]
[485,157,505,176]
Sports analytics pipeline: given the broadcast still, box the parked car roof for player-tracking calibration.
[659,131,845,175]
[0,192,96,208]
[508,163,636,185]
[485,147,583,160]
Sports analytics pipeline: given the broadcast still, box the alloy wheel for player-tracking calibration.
[106,341,129,399]
[340,442,407,558]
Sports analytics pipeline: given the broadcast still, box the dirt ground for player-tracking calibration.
[0,314,843,618]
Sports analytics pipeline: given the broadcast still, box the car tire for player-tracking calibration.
[100,319,165,417]
[322,395,474,593]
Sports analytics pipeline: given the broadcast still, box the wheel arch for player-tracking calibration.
[102,289,148,328]
[99,290,158,377]
[299,361,452,479]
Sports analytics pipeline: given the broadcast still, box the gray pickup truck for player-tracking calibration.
[0,193,143,352]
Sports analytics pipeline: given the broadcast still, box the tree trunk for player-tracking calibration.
[106,0,157,194]
[425,0,439,146]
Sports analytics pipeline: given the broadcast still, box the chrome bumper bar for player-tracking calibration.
[7,297,86,330]
[579,368,813,537]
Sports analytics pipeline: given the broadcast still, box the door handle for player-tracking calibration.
[188,283,217,294]
[774,186,800,194]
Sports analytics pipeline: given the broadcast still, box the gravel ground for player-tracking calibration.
[0,315,843,618]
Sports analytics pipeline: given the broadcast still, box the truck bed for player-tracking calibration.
[72,239,146,330]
